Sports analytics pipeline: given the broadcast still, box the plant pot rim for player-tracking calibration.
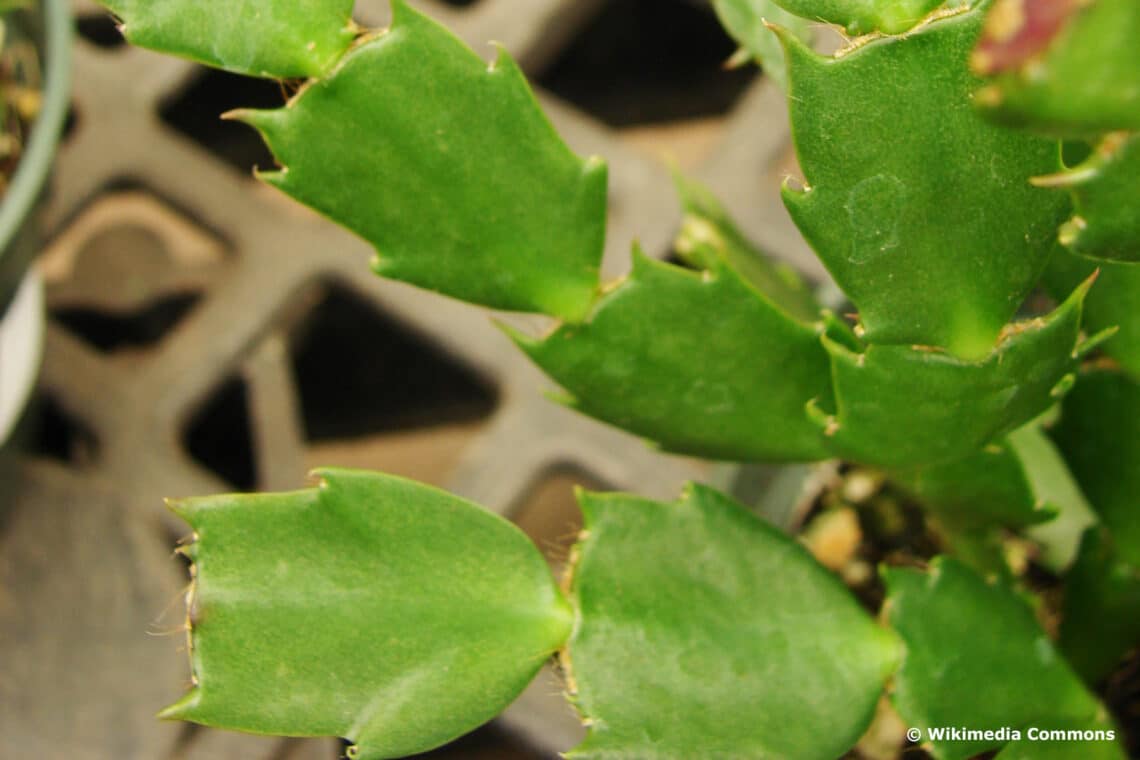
[0,268,43,444]
[0,0,71,311]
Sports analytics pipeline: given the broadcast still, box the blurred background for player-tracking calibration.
[0,0,823,757]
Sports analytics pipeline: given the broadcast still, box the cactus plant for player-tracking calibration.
[95,0,1139,758]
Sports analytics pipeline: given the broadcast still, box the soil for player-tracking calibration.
[0,4,44,197]
[800,466,1140,760]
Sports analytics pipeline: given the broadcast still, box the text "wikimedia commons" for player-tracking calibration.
[906,726,1116,743]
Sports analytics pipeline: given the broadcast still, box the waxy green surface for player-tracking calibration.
[1036,132,1140,263]
[780,5,1069,357]
[813,280,1092,469]
[164,469,571,760]
[511,249,833,462]
[566,486,900,759]
[237,1,607,321]
[711,0,812,89]
[974,0,1140,136]
[1059,528,1140,686]
[674,173,819,322]
[1044,252,1140,376]
[102,0,355,78]
[87,1,1139,755]
[1007,423,1096,570]
[885,559,1111,760]
[890,435,1052,533]
[991,715,1126,760]
[1051,370,1140,566]
[769,0,946,34]
[893,421,1095,570]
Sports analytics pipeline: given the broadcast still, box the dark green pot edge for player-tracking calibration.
[0,0,72,314]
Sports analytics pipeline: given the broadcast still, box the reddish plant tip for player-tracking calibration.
[971,0,1086,76]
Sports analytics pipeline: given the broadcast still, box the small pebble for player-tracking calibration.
[842,469,882,505]
[802,506,862,571]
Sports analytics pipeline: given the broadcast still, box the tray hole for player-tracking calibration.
[539,0,756,128]
[184,377,257,491]
[54,293,200,354]
[25,393,98,465]
[76,13,126,49]
[290,284,497,442]
[161,67,283,173]
[513,466,607,568]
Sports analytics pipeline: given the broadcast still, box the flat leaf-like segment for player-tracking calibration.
[1051,370,1140,566]
[237,1,607,321]
[510,250,833,462]
[780,6,1069,357]
[164,468,573,760]
[769,0,945,34]
[674,173,820,322]
[815,279,1091,468]
[566,486,900,759]
[1034,132,1140,263]
[1045,250,1140,376]
[894,421,1095,569]
[890,435,1053,532]
[101,0,355,78]
[974,0,1140,136]
[1058,528,1140,687]
[992,719,1125,760]
[885,559,1115,760]
[1005,423,1096,570]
